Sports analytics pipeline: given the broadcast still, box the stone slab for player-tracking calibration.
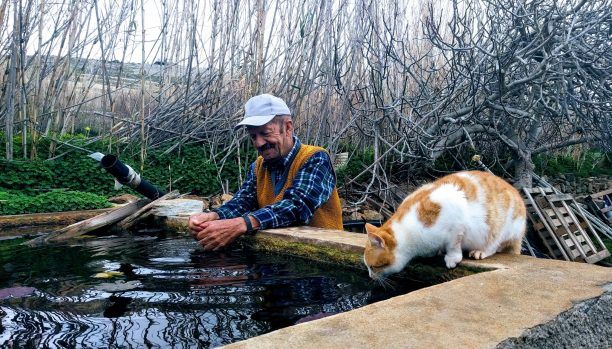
[224,252,611,349]
[164,216,612,349]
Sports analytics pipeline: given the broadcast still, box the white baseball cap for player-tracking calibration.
[235,94,291,129]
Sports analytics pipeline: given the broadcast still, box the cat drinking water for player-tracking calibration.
[363,171,526,279]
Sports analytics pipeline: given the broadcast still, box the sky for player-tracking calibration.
[8,0,438,65]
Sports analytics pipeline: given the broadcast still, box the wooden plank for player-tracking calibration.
[550,218,562,228]
[522,188,570,260]
[585,254,602,264]
[543,195,589,260]
[23,199,151,246]
[548,188,610,263]
[543,208,570,218]
[526,187,554,195]
[525,196,563,259]
[589,188,612,198]
[0,208,113,231]
[566,197,608,252]
[523,186,612,263]
[586,187,612,227]
[546,194,574,202]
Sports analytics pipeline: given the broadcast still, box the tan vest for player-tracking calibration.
[255,144,343,230]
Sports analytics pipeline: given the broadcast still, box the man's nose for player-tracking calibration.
[252,135,266,148]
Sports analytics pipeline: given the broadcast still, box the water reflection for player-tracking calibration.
[0,234,430,348]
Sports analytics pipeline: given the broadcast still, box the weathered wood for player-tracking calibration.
[0,208,113,231]
[533,174,612,240]
[23,199,151,246]
[116,190,180,230]
[521,187,610,264]
[586,187,612,227]
[523,188,570,261]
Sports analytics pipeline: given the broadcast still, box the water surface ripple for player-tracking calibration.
[0,234,428,348]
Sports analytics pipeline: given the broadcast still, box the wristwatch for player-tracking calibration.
[242,214,258,235]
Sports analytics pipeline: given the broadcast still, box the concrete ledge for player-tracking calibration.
[225,253,610,349]
[164,216,612,349]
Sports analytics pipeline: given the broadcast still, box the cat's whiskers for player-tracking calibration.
[371,274,395,290]
[381,277,397,290]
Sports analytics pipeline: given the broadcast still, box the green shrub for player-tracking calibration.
[336,148,375,185]
[0,190,111,215]
[534,150,611,177]
[0,160,55,194]
[0,133,251,199]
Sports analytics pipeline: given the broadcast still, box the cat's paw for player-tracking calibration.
[469,250,486,259]
[444,254,462,268]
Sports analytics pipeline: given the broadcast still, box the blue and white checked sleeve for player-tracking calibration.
[213,163,258,219]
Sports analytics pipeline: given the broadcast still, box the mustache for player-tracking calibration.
[257,143,273,152]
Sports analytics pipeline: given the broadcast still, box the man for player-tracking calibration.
[188,93,343,250]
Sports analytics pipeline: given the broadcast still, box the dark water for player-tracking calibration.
[0,233,430,348]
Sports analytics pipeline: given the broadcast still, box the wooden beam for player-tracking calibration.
[23,199,151,246]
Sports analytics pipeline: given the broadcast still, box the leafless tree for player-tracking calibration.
[414,0,611,188]
[0,0,608,197]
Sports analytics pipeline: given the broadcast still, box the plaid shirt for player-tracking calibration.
[214,136,336,230]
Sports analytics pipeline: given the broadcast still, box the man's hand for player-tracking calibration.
[195,217,247,251]
[188,212,220,238]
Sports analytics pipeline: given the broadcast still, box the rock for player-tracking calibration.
[150,199,204,217]
[210,193,234,209]
[345,211,363,221]
[181,195,209,210]
[221,193,234,203]
[361,209,384,221]
[210,196,221,209]
[342,206,358,215]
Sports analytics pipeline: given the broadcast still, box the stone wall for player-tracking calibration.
[496,289,612,349]
[540,174,611,198]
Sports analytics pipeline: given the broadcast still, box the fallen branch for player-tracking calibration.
[24,199,151,246]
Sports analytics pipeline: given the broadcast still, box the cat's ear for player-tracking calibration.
[367,231,386,249]
[364,223,377,234]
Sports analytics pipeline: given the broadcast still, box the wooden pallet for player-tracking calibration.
[522,187,610,263]
[585,188,612,227]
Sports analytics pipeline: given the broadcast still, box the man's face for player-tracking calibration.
[247,117,294,162]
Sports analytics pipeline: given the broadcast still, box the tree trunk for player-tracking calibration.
[4,0,20,161]
[513,150,534,189]
[252,0,266,94]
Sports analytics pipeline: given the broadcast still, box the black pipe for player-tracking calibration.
[101,154,166,200]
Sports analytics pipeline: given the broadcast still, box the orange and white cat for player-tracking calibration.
[364,171,526,279]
